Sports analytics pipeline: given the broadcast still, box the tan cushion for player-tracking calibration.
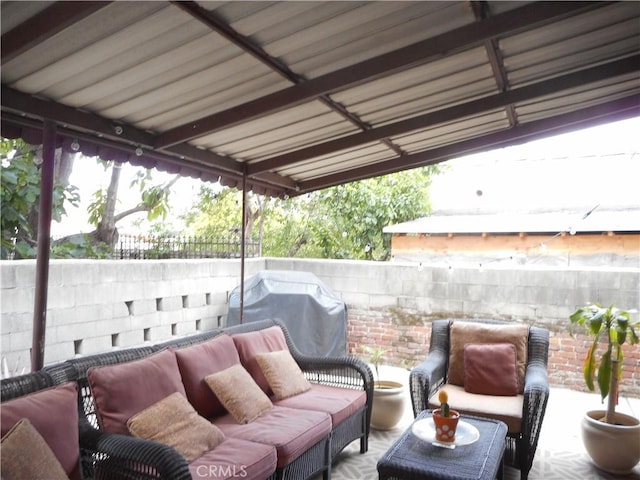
[463,343,519,396]
[256,350,311,400]
[127,392,225,463]
[429,384,524,433]
[1,418,69,480]
[449,321,529,392]
[205,363,273,424]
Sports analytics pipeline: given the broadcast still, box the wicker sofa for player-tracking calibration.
[409,318,550,480]
[30,318,373,480]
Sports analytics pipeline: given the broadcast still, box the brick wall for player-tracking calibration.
[345,305,640,398]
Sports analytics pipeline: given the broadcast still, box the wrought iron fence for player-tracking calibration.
[117,234,260,260]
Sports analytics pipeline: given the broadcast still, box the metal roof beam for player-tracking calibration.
[154,1,608,149]
[248,55,640,175]
[296,94,640,194]
[1,1,112,65]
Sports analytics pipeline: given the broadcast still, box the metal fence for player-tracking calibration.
[117,234,260,259]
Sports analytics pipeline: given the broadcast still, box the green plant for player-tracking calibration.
[363,345,389,384]
[569,303,639,423]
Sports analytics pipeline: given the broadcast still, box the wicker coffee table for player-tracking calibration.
[377,410,507,480]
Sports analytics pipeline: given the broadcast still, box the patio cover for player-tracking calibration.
[227,271,347,357]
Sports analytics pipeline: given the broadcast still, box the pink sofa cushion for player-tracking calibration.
[464,343,519,396]
[188,437,277,480]
[275,384,367,427]
[1,382,80,479]
[232,326,288,394]
[175,334,240,418]
[213,405,331,468]
[88,348,186,434]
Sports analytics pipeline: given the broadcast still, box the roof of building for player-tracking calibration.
[383,208,640,235]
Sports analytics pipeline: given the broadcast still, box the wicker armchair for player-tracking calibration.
[1,369,191,480]
[409,319,549,480]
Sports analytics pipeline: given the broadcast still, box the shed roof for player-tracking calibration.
[2,1,639,197]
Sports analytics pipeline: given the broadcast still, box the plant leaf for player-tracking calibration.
[597,349,611,401]
[583,342,597,391]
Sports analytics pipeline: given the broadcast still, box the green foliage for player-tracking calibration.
[1,138,79,259]
[51,235,111,259]
[185,167,438,260]
[569,303,639,401]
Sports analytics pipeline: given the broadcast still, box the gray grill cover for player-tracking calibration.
[227,270,347,357]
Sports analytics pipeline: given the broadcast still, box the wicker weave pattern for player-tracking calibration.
[409,318,550,480]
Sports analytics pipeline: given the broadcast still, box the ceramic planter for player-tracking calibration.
[370,380,405,430]
[581,409,640,474]
[432,408,460,444]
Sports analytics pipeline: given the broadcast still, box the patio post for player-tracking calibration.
[240,170,247,323]
[31,120,56,371]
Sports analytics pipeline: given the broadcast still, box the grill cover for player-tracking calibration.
[227,270,347,356]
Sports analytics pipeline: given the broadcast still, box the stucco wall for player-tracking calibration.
[1,258,638,396]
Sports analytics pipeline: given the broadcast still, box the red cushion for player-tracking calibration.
[463,343,519,396]
[88,348,186,434]
[232,326,288,394]
[1,382,80,478]
[175,334,241,418]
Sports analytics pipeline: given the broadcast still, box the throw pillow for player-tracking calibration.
[205,363,273,424]
[0,382,79,477]
[1,418,69,480]
[463,343,519,396]
[256,350,312,400]
[175,333,241,418]
[127,392,225,463]
[232,326,289,394]
[448,321,529,392]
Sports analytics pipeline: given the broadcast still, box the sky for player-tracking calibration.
[52,116,640,237]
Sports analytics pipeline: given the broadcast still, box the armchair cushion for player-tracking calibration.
[88,348,186,434]
[1,418,69,480]
[205,363,273,424]
[449,321,528,392]
[429,384,523,433]
[0,382,79,478]
[127,392,225,462]
[256,350,312,400]
[463,343,519,396]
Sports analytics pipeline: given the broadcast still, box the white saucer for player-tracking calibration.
[411,418,480,448]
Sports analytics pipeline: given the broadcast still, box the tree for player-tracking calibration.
[186,166,439,260]
[1,139,79,259]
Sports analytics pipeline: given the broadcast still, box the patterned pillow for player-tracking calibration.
[205,364,273,424]
[256,350,311,400]
[127,392,225,463]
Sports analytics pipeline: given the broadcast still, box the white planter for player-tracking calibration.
[581,409,640,474]
[370,380,405,431]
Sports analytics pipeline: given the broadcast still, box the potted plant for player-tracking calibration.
[569,302,640,474]
[363,346,405,430]
[431,389,460,446]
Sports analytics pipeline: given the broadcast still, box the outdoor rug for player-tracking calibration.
[314,426,640,480]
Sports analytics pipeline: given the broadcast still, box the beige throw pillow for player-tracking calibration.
[205,363,273,424]
[1,418,69,480]
[448,321,529,393]
[256,350,312,400]
[127,392,225,463]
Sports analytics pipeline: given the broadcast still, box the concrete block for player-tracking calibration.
[130,312,161,330]
[114,330,144,348]
[0,312,32,334]
[127,299,157,316]
[1,350,30,378]
[47,285,77,309]
[43,341,74,365]
[75,336,111,356]
[13,261,36,287]
[1,287,34,315]
[0,263,16,289]
[157,296,183,312]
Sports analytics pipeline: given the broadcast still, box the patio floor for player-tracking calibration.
[316,366,640,480]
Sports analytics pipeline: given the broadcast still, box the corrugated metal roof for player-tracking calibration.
[2,1,639,197]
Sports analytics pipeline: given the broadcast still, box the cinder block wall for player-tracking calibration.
[2,258,638,396]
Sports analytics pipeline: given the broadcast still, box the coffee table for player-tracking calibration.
[377,410,507,480]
